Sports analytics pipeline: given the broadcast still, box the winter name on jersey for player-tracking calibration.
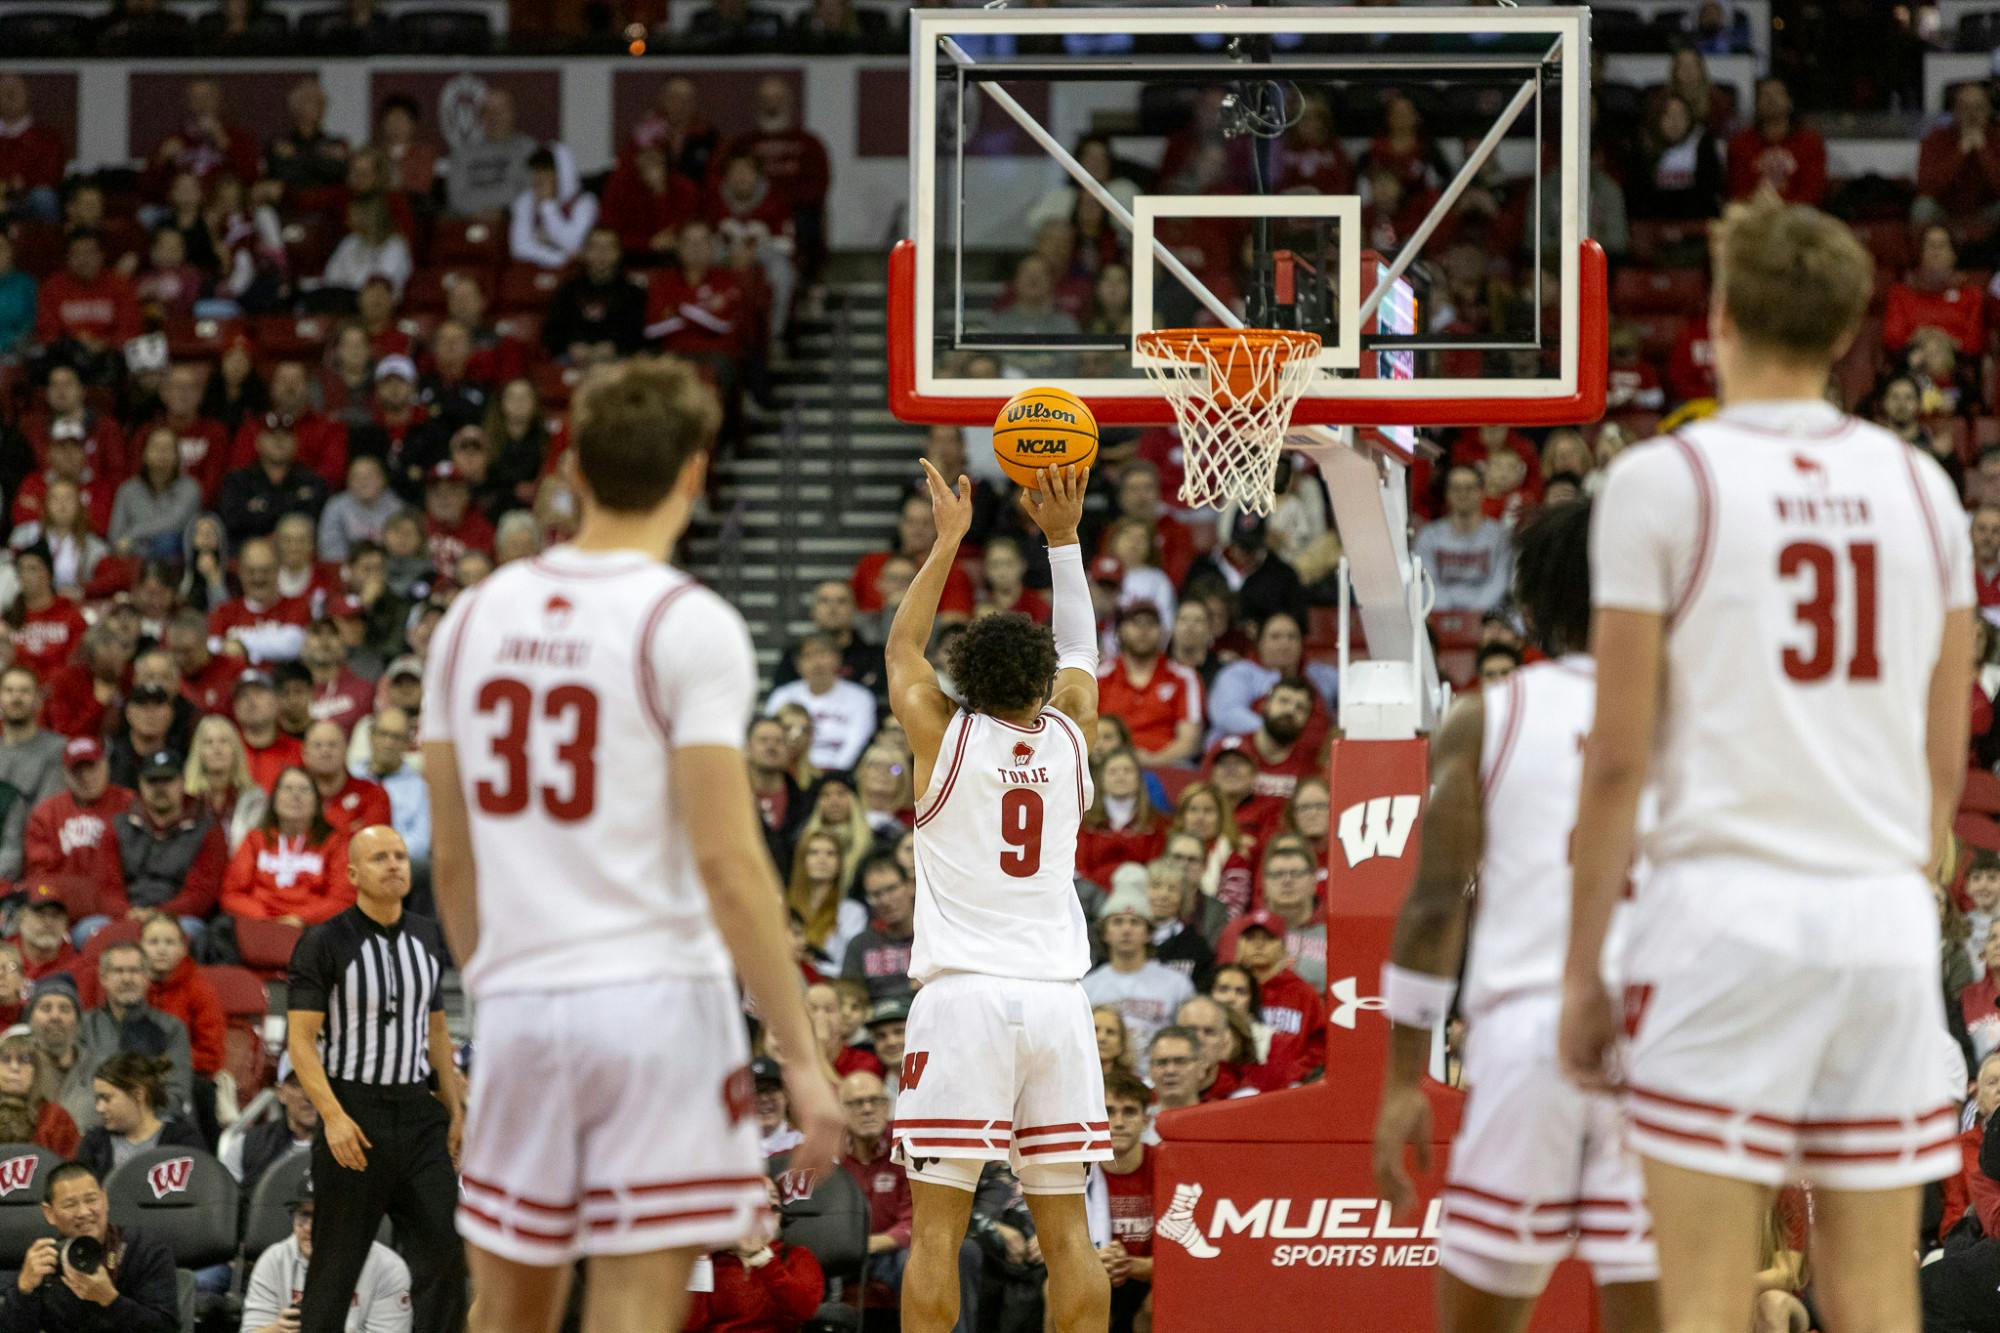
[1774,455,1871,527]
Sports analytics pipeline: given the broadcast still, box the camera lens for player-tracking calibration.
[58,1235,103,1276]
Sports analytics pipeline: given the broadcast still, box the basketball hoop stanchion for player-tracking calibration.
[1135,327,1322,517]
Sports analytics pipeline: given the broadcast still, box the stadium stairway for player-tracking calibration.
[682,264,934,686]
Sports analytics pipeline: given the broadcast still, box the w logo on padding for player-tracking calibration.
[0,1155,37,1198]
[1335,795,1421,866]
[147,1157,193,1199]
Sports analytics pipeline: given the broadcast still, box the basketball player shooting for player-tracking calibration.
[423,361,842,1333]
[1559,196,1976,1333]
[884,459,1113,1333]
[1373,499,1658,1333]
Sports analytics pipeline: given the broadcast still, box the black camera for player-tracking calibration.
[57,1235,103,1276]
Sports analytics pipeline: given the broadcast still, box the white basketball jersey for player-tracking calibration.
[424,545,759,999]
[1464,658,1596,1019]
[1594,401,1975,877]
[909,707,1094,984]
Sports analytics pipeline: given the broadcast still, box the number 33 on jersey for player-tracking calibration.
[424,548,764,998]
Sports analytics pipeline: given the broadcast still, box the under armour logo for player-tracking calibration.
[1328,976,1388,1029]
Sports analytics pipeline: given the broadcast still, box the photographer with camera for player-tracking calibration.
[0,1162,177,1332]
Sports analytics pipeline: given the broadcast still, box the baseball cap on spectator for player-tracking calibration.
[63,736,103,769]
[429,461,466,486]
[386,656,424,683]
[288,1173,314,1211]
[1099,877,1150,923]
[1237,908,1286,938]
[22,880,71,916]
[866,996,912,1029]
[28,973,78,1015]
[1210,737,1255,767]
[140,749,182,781]
[1115,601,1160,624]
[124,332,168,375]
[375,354,418,384]
[750,1056,783,1088]
[272,661,311,690]
[327,594,364,621]
[1090,555,1124,586]
[234,669,275,697]
[128,684,172,708]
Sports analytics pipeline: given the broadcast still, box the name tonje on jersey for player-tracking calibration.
[999,740,1048,785]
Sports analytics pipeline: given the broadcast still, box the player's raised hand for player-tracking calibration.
[1558,975,1621,1095]
[919,458,974,548]
[1370,1085,1432,1218]
[1020,462,1090,547]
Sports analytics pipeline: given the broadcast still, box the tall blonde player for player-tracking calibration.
[423,361,840,1333]
[1561,195,1975,1333]
[886,460,1111,1333]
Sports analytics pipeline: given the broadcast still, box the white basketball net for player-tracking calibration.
[1136,328,1324,516]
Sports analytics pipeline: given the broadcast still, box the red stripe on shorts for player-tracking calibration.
[584,1175,765,1201]
[587,1206,739,1232]
[1628,1115,1788,1159]
[1442,1183,1583,1214]
[1799,1133,1962,1163]
[1017,1121,1108,1136]
[1018,1139,1111,1156]
[1443,1207,1572,1242]
[458,1202,577,1244]
[460,1175,577,1216]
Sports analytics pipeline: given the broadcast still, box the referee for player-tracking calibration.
[287,824,467,1333]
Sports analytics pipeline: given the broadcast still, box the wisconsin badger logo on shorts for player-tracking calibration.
[147,1156,194,1199]
[722,1065,754,1125]
[0,1155,37,1198]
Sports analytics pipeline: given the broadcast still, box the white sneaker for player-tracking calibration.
[1155,1182,1220,1258]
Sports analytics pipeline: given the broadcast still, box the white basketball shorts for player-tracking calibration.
[890,972,1112,1181]
[1618,859,1962,1192]
[457,975,766,1264]
[1440,996,1657,1297]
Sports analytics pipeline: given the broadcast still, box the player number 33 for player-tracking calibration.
[473,677,601,821]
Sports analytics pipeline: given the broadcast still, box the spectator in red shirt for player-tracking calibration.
[232,671,302,793]
[24,736,133,930]
[422,461,494,571]
[300,720,390,842]
[210,537,311,664]
[138,915,224,1081]
[645,221,745,405]
[1205,745,1285,847]
[167,608,245,716]
[1230,910,1325,1086]
[1974,505,2000,611]
[835,1068,913,1284]
[140,366,230,508]
[229,363,350,490]
[1078,747,1168,888]
[1916,81,2000,228]
[851,494,975,618]
[32,231,141,368]
[731,77,832,272]
[1098,603,1203,768]
[601,143,699,258]
[22,364,127,493]
[14,880,80,983]
[42,622,130,741]
[1885,224,1986,356]
[6,545,85,684]
[221,765,350,927]
[14,442,115,561]
[1726,77,1826,205]
[1167,782,1255,921]
[1098,1068,1156,1331]
[0,75,64,223]
[298,620,371,735]
[686,1178,825,1333]
[1204,677,1322,804]
[141,77,259,200]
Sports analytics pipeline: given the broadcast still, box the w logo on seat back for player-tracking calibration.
[0,1155,37,1198]
[147,1157,194,1199]
[1335,795,1421,867]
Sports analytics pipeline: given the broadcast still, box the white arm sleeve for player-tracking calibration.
[1047,543,1096,674]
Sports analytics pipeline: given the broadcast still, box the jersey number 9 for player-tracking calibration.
[999,789,1044,878]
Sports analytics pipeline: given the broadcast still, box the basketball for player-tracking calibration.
[991,386,1099,489]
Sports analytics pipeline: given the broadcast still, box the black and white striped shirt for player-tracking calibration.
[288,907,447,1087]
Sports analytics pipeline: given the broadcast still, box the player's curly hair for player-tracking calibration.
[1512,497,1592,657]
[946,612,1058,716]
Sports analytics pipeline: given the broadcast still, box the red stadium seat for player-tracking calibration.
[280,215,340,276]
[250,314,333,363]
[1611,267,1708,317]
[205,964,274,1101]
[202,965,269,1019]
[1965,769,2000,817]
[8,221,62,279]
[1956,811,2000,853]
[165,316,244,363]
[428,217,505,268]
[234,919,303,978]
[492,311,542,347]
[497,264,566,313]
[404,265,496,315]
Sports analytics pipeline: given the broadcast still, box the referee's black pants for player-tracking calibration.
[303,1080,467,1333]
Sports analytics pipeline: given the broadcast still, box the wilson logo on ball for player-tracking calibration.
[1005,403,1079,425]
